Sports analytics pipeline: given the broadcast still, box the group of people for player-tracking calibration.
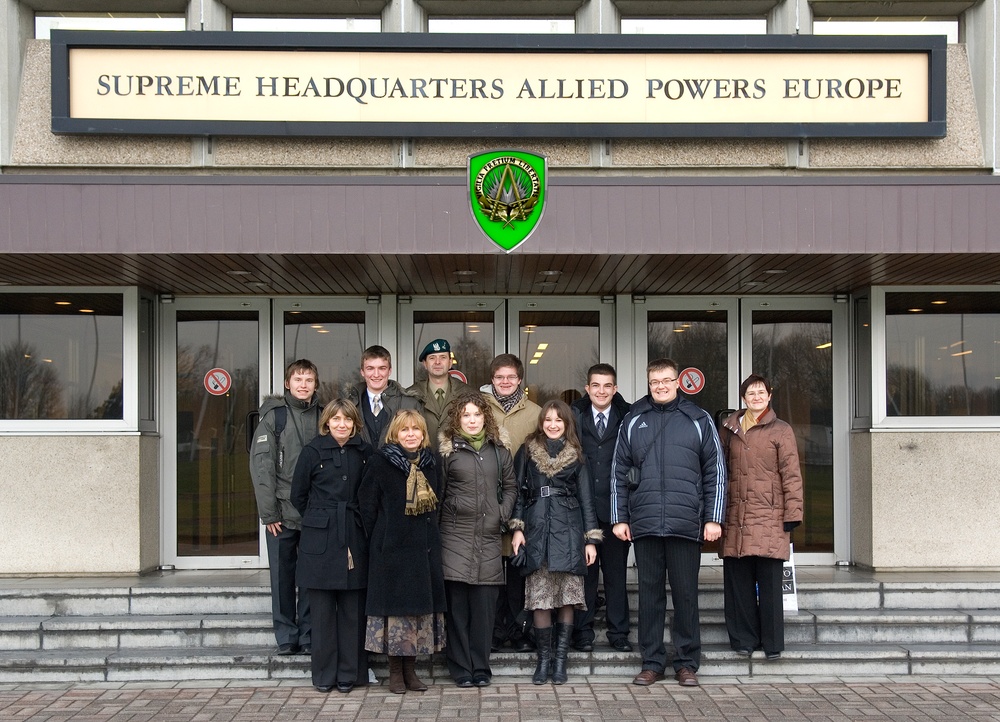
[249,341,803,693]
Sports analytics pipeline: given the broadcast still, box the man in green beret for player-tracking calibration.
[407,338,472,450]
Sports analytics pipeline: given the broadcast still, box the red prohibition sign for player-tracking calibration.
[204,367,232,396]
[678,367,706,395]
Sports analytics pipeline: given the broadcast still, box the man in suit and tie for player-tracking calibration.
[346,345,420,445]
[570,363,633,652]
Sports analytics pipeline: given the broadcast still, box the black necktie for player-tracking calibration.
[596,412,606,438]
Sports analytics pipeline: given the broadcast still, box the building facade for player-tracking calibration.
[1,0,999,574]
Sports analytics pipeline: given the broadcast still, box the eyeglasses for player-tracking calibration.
[493,375,520,383]
[648,378,677,388]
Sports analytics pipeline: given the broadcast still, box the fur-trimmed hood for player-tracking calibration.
[525,437,580,477]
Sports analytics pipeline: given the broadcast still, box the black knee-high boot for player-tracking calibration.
[551,622,573,685]
[532,626,552,685]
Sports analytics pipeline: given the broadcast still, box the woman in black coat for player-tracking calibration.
[358,409,446,694]
[291,399,372,694]
[509,399,600,686]
[437,391,517,687]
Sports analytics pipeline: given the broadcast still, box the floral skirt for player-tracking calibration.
[524,565,586,611]
[365,613,447,656]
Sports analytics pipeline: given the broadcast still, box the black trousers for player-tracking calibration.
[574,520,631,645]
[445,581,498,680]
[265,526,311,647]
[723,555,785,655]
[633,535,702,674]
[493,556,528,642]
[307,587,365,687]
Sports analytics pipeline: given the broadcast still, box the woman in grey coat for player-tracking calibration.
[437,392,517,687]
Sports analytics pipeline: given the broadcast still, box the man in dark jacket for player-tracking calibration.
[570,363,633,653]
[346,345,420,445]
[250,358,321,655]
[611,358,726,688]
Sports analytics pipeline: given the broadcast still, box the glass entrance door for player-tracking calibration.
[741,298,848,562]
[163,299,270,568]
[635,297,848,564]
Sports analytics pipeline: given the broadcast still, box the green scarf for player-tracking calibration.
[460,429,487,451]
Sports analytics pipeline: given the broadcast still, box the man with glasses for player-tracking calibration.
[482,354,541,652]
[611,358,726,688]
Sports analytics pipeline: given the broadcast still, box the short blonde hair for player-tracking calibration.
[318,399,362,438]
[385,409,430,449]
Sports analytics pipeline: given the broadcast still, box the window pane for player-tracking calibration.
[284,311,365,401]
[886,292,1000,416]
[35,15,185,39]
[429,18,574,34]
[413,311,495,391]
[622,18,767,35]
[519,311,599,407]
[0,293,124,420]
[647,310,729,420]
[814,18,958,43]
[233,17,380,32]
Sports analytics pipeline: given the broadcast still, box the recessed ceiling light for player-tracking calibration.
[456,282,478,288]
[539,270,562,276]
[55,301,71,306]
[227,270,252,276]
[79,308,94,313]
[816,342,832,349]
[931,300,947,305]
[453,270,477,276]
[908,308,923,312]
[763,269,788,275]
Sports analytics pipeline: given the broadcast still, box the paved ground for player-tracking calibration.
[4,678,1000,721]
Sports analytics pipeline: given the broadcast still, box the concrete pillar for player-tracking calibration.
[575,0,620,34]
[768,0,811,35]
[382,0,426,33]
[187,0,231,31]
[0,0,32,168]
[965,1,998,172]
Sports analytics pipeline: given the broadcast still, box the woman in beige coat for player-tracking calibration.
[719,374,804,660]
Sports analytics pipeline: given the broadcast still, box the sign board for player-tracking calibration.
[679,367,706,395]
[204,367,232,396]
[50,31,947,139]
[783,544,799,613]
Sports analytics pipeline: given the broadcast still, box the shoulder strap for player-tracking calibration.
[274,406,287,439]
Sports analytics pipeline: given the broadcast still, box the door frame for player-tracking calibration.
[160,297,271,570]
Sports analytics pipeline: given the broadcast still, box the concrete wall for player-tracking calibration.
[853,430,1000,570]
[0,435,159,575]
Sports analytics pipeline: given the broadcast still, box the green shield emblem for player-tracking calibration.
[468,150,547,253]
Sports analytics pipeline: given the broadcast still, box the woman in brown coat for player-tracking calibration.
[437,392,517,687]
[719,374,804,660]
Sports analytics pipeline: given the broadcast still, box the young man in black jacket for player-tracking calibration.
[570,363,633,653]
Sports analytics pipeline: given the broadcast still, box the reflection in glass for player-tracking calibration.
[519,311,599,407]
[647,311,729,420]
[284,311,365,401]
[885,293,1000,416]
[176,311,259,557]
[414,312,495,391]
[753,310,833,553]
[0,293,123,420]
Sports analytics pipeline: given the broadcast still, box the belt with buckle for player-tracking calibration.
[531,485,570,499]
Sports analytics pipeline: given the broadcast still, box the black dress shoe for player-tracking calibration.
[734,648,753,657]
[490,638,503,653]
[298,645,311,655]
[765,651,781,660]
[276,643,299,655]
[611,638,633,652]
[315,685,333,693]
[336,682,354,693]
[455,677,474,688]
[573,639,594,652]
[472,673,491,687]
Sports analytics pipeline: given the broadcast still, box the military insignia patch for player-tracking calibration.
[468,150,547,253]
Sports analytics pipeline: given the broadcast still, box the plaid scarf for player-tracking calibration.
[493,386,523,414]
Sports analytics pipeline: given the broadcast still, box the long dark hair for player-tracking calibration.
[526,399,582,456]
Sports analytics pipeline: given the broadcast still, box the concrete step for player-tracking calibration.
[4,644,1000,683]
[4,609,997,652]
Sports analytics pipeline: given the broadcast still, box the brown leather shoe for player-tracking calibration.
[632,669,666,686]
[675,668,699,687]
